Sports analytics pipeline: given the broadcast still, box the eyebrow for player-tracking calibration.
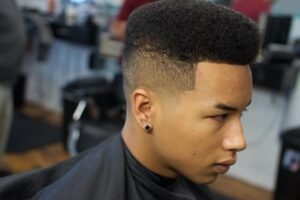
[215,100,252,112]
[215,104,237,112]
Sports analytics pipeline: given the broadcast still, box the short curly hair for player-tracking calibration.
[122,0,260,98]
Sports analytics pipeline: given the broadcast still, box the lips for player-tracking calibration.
[213,159,236,174]
[213,164,230,174]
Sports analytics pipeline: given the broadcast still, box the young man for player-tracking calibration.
[0,0,260,199]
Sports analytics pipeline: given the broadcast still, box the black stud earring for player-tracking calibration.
[144,124,152,133]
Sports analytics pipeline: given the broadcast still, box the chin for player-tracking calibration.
[189,174,219,185]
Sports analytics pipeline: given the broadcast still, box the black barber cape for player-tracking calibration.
[0,134,215,200]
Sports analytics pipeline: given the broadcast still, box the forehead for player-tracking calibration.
[187,62,253,109]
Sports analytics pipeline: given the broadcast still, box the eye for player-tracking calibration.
[212,114,228,122]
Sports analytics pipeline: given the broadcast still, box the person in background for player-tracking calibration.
[0,0,260,199]
[109,0,156,66]
[0,0,26,175]
[230,0,271,22]
[109,0,156,41]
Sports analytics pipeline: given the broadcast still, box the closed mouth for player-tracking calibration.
[213,159,236,174]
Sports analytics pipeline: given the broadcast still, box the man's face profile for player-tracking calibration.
[150,62,252,184]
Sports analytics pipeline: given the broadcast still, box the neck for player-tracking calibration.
[121,118,178,178]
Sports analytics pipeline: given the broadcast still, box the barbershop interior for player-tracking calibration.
[0,0,300,199]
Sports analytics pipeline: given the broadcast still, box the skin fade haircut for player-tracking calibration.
[122,0,260,98]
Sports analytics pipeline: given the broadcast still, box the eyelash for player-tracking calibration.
[212,112,246,122]
[213,114,228,121]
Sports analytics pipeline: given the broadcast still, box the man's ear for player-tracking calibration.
[130,88,154,130]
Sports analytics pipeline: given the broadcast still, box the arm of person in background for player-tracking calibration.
[109,0,155,41]
[109,19,127,41]
[109,0,156,41]
[109,0,134,41]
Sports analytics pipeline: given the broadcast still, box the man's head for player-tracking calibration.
[121,0,260,184]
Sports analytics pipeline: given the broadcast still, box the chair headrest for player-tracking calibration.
[263,44,295,65]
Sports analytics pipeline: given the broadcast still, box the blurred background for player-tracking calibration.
[0,0,300,199]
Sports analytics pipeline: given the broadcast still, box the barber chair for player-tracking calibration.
[251,44,298,92]
[275,127,300,200]
[293,39,300,58]
[65,74,125,156]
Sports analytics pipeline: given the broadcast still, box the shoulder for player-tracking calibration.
[0,134,123,199]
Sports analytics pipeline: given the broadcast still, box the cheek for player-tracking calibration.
[154,115,220,165]
[153,109,196,159]
[153,101,224,166]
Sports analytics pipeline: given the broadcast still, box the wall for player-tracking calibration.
[272,0,300,16]
[288,15,300,44]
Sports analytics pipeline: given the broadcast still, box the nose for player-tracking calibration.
[222,120,247,152]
